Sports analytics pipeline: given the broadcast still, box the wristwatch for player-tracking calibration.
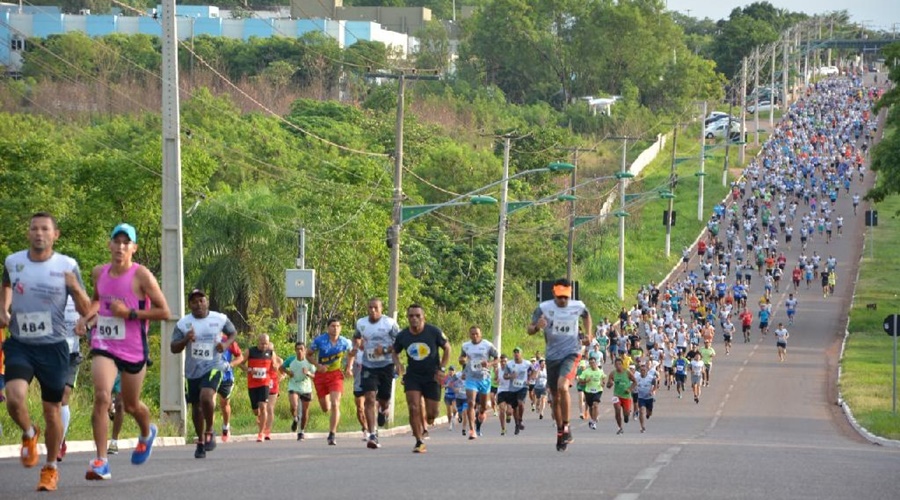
[438,366,446,372]
[128,309,138,320]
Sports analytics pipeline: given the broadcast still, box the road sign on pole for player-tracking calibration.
[884,314,899,414]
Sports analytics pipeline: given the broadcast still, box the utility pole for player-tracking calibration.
[783,35,789,111]
[723,92,734,186]
[560,146,594,281]
[754,46,761,146]
[296,228,307,343]
[618,138,628,301]
[491,136,512,356]
[159,0,186,434]
[770,42,776,131]
[698,101,707,221]
[374,70,438,321]
[739,56,748,164]
[665,124,678,257]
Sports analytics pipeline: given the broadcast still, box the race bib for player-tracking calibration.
[96,315,126,341]
[191,342,214,361]
[470,361,484,371]
[365,348,386,362]
[512,378,525,388]
[611,396,620,404]
[251,367,267,379]
[17,311,52,338]
[551,318,578,336]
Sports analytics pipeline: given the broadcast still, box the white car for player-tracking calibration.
[817,66,840,76]
[746,100,776,114]
[704,120,741,140]
[705,111,729,126]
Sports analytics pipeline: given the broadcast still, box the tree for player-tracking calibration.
[867,43,900,202]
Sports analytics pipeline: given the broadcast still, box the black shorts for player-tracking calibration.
[533,387,546,397]
[353,389,365,398]
[288,390,313,402]
[510,388,528,403]
[65,351,83,389]
[248,385,270,410]
[777,341,787,348]
[675,373,686,383]
[498,391,518,407]
[638,397,655,411]
[402,373,441,402]
[2,337,68,403]
[584,391,603,406]
[186,370,223,405]
[360,364,395,401]
[91,349,146,374]
[217,379,235,400]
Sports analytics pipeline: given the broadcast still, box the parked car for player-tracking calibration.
[704,120,741,140]
[704,111,729,126]
[746,100,776,114]
[707,114,740,126]
[817,66,840,76]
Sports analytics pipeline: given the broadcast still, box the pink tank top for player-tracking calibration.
[91,263,149,363]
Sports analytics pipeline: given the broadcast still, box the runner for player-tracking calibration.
[86,223,170,481]
[0,212,92,491]
[442,365,458,431]
[635,363,657,433]
[352,298,400,449]
[495,354,512,435]
[503,346,532,435]
[785,294,798,326]
[606,358,636,435]
[699,339,716,387]
[533,358,548,420]
[170,289,237,459]
[690,352,705,403]
[217,332,244,442]
[350,342,366,442]
[774,322,790,362]
[58,297,83,463]
[577,352,606,430]
[460,325,498,439]
[307,318,354,446]
[758,305,771,337]
[282,342,315,440]
[527,278,593,451]
[264,342,283,440]
[239,333,273,442]
[392,304,451,453]
[673,349,688,399]
[452,355,469,435]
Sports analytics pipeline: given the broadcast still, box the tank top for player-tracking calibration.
[246,347,273,389]
[92,263,148,363]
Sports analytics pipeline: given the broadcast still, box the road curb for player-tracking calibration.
[0,418,434,459]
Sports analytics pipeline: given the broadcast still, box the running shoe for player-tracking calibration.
[21,426,41,468]
[221,428,230,443]
[500,429,506,436]
[264,432,271,441]
[539,414,543,420]
[588,421,597,430]
[377,409,387,428]
[475,419,482,435]
[449,421,454,431]
[256,433,263,442]
[204,431,217,452]
[624,413,630,424]
[327,433,336,446]
[57,439,67,462]
[107,441,119,455]
[367,434,380,449]
[85,458,111,480]
[412,441,427,453]
[462,428,467,436]
[514,425,520,436]
[468,430,477,440]
[361,428,368,441]
[556,432,567,452]
[423,430,430,440]
[562,428,574,445]
[291,417,299,432]
[194,442,206,459]
[131,424,157,465]
[297,432,303,441]
[695,396,700,404]
[616,428,624,435]
[37,464,59,491]
[518,422,525,431]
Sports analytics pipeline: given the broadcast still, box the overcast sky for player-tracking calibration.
[667,0,900,32]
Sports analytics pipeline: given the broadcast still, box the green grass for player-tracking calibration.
[843,193,900,440]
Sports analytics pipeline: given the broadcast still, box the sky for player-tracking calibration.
[667,0,900,33]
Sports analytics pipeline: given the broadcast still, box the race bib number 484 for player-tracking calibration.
[17,311,52,338]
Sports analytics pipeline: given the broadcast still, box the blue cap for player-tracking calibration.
[110,223,137,242]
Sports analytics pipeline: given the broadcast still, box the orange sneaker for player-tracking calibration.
[37,464,58,491]
[21,426,41,468]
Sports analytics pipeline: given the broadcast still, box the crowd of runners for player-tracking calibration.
[0,73,884,491]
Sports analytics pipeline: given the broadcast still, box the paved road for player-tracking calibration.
[3,93,899,499]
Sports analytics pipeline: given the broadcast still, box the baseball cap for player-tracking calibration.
[448,365,456,371]
[513,346,522,352]
[188,288,206,300]
[110,223,137,242]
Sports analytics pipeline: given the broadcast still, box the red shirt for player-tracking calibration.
[246,347,273,389]
[740,311,753,327]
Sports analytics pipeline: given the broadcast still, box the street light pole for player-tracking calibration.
[492,137,511,355]
[387,73,405,321]
[618,138,628,301]
[666,125,678,257]
[698,101,706,221]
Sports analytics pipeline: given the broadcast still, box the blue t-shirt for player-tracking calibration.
[310,334,353,372]
[758,309,771,323]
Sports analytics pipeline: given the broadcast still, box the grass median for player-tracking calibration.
[843,192,900,440]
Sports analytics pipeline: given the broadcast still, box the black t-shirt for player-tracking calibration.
[393,324,447,377]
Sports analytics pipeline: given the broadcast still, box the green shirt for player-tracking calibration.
[579,367,606,394]
[287,359,316,394]
[699,346,716,365]
[613,370,632,398]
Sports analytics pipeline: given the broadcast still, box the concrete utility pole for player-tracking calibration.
[770,43,776,131]
[754,46,761,146]
[491,136,512,356]
[723,93,734,186]
[617,138,628,301]
[665,124,678,257]
[698,101,707,221]
[159,0,186,434]
[296,228,307,343]
[376,70,438,321]
[739,56,748,164]
[559,146,594,281]
[783,35,790,112]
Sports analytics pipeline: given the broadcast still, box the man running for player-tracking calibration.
[774,323,790,362]
[785,294,798,326]
[392,304,451,454]
[460,325,498,439]
[308,318,354,446]
[607,358,636,435]
[282,342,315,440]
[1,212,92,491]
[352,298,399,449]
[503,346,532,435]
[240,333,273,442]
[86,223,170,480]
[527,278,592,451]
[577,352,606,430]
[635,363,657,433]
[699,339,716,387]
[170,289,237,459]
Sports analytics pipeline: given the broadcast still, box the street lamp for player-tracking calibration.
[492,154,574,354]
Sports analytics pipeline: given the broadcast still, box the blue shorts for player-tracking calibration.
[455,398,468,412]
[465,378,491,395]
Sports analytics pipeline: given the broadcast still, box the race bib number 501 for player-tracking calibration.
[96,316,126,341]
